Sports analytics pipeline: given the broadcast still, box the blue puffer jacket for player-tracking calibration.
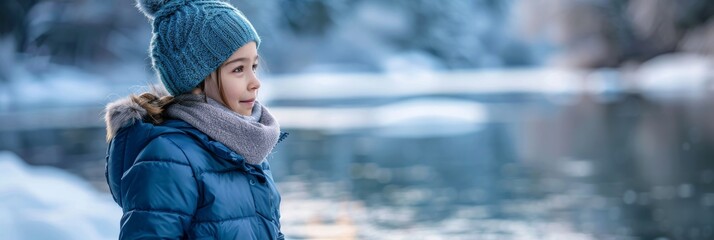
[104,97,286,239]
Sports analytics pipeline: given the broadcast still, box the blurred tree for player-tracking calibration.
[2,0,148,68]
[278,0,336,35]
[5,0,710,73]
[1,0,40,52]
[3,0,544,74]
[676,0,714,29]
[516,0,714,68]
[236,0,539,73]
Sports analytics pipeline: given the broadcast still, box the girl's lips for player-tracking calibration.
[239,99,255,106]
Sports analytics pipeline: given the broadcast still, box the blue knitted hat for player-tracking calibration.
[136,0,261,95]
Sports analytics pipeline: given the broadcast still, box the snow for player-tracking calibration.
[12,75,110,107]
[372,98,488,138]
[270,97,488,138]
[0,60,154,112]
[264,56,714,106]
[636,53,714,101]
[263,68,584,101]
[0,151,120,240]
[381,51,445,73]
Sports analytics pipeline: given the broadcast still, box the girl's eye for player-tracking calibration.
[233,66,244,73]
[252,64,258,72]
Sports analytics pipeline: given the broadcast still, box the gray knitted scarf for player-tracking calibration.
[166,94,280,165]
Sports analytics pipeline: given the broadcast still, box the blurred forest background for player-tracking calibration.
[1,0,713,239]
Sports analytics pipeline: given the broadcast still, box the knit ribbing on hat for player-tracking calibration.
[140,0,261,95]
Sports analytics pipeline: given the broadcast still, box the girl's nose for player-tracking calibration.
[249,74,261,91]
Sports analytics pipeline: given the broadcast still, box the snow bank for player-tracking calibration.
[263,68,583,101]
[636,53,714,101]
[372,98,488,138]
[271,97,489,138]
[0,151,120,240]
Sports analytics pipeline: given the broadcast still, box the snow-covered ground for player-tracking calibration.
[0,151,121,240]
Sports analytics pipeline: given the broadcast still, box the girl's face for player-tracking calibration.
[203,41,261,116]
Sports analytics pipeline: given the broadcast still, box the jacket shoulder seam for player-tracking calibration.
[125,208,192,217]
[120,160,192,181]
[133,159,190,167]
[161,135,194,168]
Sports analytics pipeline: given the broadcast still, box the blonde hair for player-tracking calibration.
[130,92,175,125]
[130,67,232,125]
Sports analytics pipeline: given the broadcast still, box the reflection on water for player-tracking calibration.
[268,92,714,239]
[271,121,597,239]
[3,90,714,239]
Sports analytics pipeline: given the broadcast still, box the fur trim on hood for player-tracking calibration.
[104,85,170,141]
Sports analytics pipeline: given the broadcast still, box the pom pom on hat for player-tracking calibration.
[135,0,170,19]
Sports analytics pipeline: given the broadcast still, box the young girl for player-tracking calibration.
[103,0,286,239]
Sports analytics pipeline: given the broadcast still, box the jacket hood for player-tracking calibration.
[104,85,170,142]
[103,85,183,205]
